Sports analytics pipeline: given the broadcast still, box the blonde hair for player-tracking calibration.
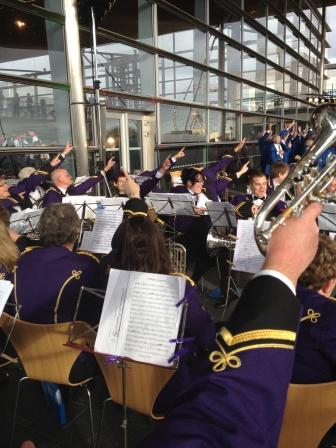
[299,234,336,291]
[0,221,19,272]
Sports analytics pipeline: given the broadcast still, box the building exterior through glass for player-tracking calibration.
[0,0,329,176]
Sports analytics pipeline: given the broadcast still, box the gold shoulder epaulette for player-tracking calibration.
[7,197,19,204]
[45,187,58,194]
[20,246,41,256]
[76,250,100,263]
[35,170,48,175]
[170,272,195,287]
[234,200,247,217]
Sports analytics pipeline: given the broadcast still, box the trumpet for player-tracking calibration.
[255,103,336,254]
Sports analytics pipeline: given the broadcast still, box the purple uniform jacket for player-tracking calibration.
[202,155,235,201]
[12,245,100,324]
[42,172,105,207]
[141,275,300,448]
[291,285,336,384]
[1,167,51,212]
[230,193,286,219]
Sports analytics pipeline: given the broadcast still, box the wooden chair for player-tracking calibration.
[0,312,96,448]
[95,355,175,447]
[278,382,336,448]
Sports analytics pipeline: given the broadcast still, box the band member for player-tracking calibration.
[269,162,289,192]
[202,139,249,201]
[0,144,73,213]
[11,203,100,324]
[0,220,18,281]
[110,148,186,198]
[231,170,285,219]
[140,202,322,448]
[42,156,116,207]
[292,234,336,384]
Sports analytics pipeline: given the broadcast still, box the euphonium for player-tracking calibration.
[255,103,336,254]
[207,227,237,256]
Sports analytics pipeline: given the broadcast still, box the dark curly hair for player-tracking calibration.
[299,234,336,291]
[39,203,80,247]
[181,168,205,187]
[113,216,172,274]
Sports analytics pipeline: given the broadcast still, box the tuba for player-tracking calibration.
[255,103,336,254]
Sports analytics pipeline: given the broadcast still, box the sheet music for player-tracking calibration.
[148,192,195,216]
[84,208,123,254]
[62,196,106,219]
[9,208,43,234]
[318,203,336,232]
[95,270,185,367]
[0,280,13,317]
[233,220,270,274]
[80,231,93,251]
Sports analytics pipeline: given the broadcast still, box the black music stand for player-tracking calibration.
[206,202,237,229]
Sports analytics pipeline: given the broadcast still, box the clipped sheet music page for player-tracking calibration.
[0,280,14,316]
[233,220,269,274]
[94,270,186,367]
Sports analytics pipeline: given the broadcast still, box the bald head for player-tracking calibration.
[51,168,73,188]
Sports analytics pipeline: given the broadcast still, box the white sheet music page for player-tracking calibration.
[95,270,185,367]
[0,280,13,316]
[233,220,270,274]
[87,208,123,254]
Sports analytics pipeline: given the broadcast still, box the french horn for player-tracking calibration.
[254,103,336,254]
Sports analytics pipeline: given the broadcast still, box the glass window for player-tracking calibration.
[267,8,284,39]
[297,101,309,123]
[0,80,71,147]
[298,62,309,83]
[128,118,142,172]
[286,0,300,29]
[208,74,241,109]
[21,0,63,13]
[242,114,264,139]
[159,57,206,103]
[102,96,155,112]
[243,23,266,56]
[0,9,67,82]
[284,74,297,96]
[297,81,308,96]
[284,52,298,76]
[298,40,309,62]
[300,16,311,40]
[244,0,267,27]
[165,0,206,21]
[95,0,153,46]
[157,7,206,64]
[283,97,297,118]
[267,40,284,66]
[209,35,241,77]
[265,92,283,115]
[310,51,317,67]
[266,66,283,91]
[81,34,155,97]
[209,0,241,42]
[160,104,206,143]
[242,84,265,113]
[285,27,299,53]
[158,146,205,168]
[242,53,265,86]
[209,110,240,142]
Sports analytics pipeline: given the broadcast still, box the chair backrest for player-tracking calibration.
[278,381,336,448]
[95,355,175,417]
[0,313,92,386]
[166,241,187,274]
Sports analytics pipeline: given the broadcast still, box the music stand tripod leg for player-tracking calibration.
[119,360,128,448]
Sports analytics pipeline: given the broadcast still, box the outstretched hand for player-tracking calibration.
[173,147,186,160]
[233,138,246,153]
[104,156,116,172]
[121,167,140,198]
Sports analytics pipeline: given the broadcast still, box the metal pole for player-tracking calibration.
[91,7,104,163]
[63,0,89,175]
[319,6,326,96]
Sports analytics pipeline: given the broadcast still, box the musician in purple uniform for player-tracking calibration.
[42,156,116,207]
[292,234,336,384]
[0,144,73,213]
[11,203,100,324]
[231,170,286,219]
[202,139,249,201]
[140,202,322,448]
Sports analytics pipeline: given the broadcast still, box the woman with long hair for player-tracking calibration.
[0,220,18,277]
[100,203,216,416]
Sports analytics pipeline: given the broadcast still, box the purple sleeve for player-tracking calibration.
[202,156,233,181]
[9,170,49,196]
[0,197,19,210]
[140,175,160,198]
[68,173,103,195]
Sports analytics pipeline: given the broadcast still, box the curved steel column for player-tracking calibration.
[64,0,89,175]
